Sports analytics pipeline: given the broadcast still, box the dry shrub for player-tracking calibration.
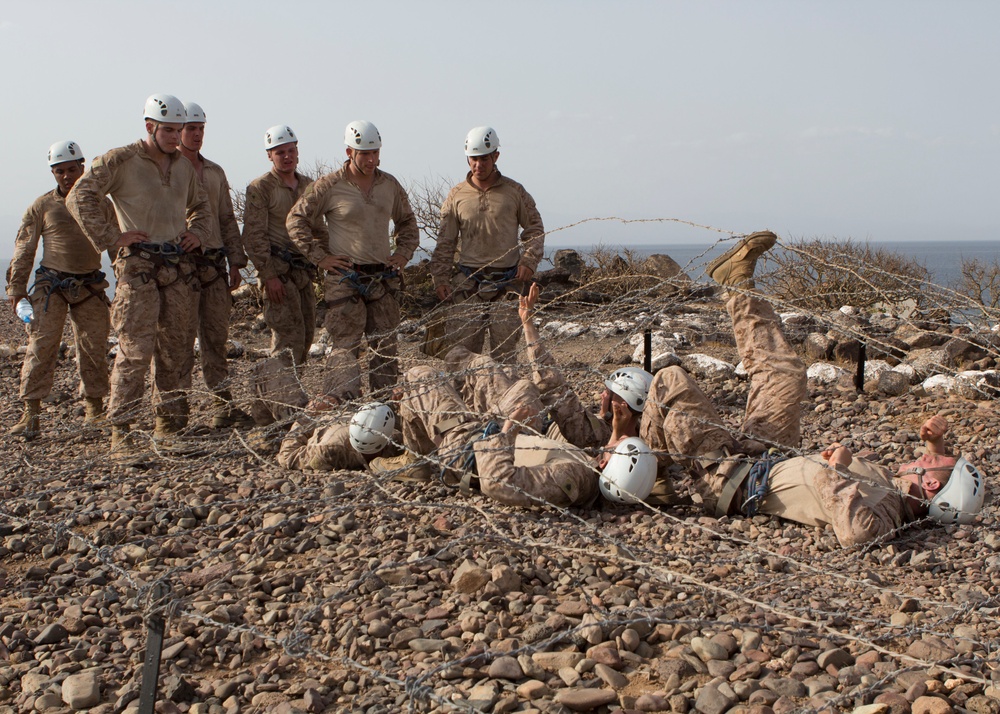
[755,237,930,311]
[955,257,1000,310]
[580,244,659,295]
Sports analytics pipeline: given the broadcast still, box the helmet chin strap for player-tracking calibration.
[898,464,950,501]
[150,123,174,155]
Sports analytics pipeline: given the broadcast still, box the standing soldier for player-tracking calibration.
[430,126,544,360]
[6,141,111,439]
[177,102,253,428]
[286,120,418,398]
[242,125,315,365]
[67,93,211,450]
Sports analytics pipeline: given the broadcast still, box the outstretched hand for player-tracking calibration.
[518,282,540,324]
[919,414,949,454]
[821,442,853,470]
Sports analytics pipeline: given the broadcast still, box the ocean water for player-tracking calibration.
[3,240,996,295]
[543,239,999,289]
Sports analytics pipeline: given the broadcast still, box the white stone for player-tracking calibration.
[643,351,681,371]
[922,374,958,393]
[308,343,329,358]
[864,359,893,381]
[807,362,848,384]
[62,672,100,710]
[553,322,588,338]
[891,363,918,383]
[681,353,735,380]
[780,311,811,326]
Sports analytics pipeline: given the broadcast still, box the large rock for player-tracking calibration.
[681,354,736,380]
[877,370,910,396]
[451,560,490,593]
[62,672,100,710]
[555,688,618,711]
[943,337,988,367]
[895,325,951,349]
[643,254,689,280]
[807,362,848,384]
[804,333,833,361]
[553,249,586,277]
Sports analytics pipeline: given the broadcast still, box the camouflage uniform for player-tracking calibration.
[397,364,597,508]
[242,169,315,364]
[180,155,248,393]
[67,140,211,424]
[276,349,368,471]
[247,352,308,426]
[6,189,111,400]
[287,162,418,396]
[641,292,909,546]
[430,170,544,360]
[446,344,610,449]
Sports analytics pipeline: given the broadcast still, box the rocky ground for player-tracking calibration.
[0,272,998,714]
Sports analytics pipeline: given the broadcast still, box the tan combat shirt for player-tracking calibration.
[286,163,419,267]
[242,169,313,281]
[67,140,212,251]
[198,156,248,269]
[6,189,106,297]
[430,170,544,288]
[764,455,906,530]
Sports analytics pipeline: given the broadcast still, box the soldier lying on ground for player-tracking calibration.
[640,231,986,546]
[276,285,660,508]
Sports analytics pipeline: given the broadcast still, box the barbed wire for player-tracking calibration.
[1,222,998,712]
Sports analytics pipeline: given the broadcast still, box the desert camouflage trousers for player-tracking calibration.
[322,271,402,397]
[180,263,233,392]
[640,293,807,508]
[107,255,199,423]
[277,419,367,472]
[399,363,597,508]
[440,273,521,361]
[445,344,610,449]
[264,266,316,366]
[19,278,110,400]
[762,456,906,548]
[275,349,367,469]
[247,352,308,425]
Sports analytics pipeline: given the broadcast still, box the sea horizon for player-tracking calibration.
[3,238,996,295]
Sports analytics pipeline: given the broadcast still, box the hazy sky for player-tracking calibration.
[2,0,998,266]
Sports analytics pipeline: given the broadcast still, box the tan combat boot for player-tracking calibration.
[111,424,133,453]
[84,397,106,424]
[10,399,41,440]
[211,390,254,429]
[153,416,180,441]
[369,452,432,482]
[706,231,778,288]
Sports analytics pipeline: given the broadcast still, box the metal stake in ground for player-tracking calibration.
[855,343,866,391]
[137,582,170,714]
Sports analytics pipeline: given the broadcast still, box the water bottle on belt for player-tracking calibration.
[16,298,33,324]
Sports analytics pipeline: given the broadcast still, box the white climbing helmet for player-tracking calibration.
[143,93,186,123]
[465,126,500,157]
[345,120,382,150]
[605,367,653,413]
[48,141,83,166]
[349,402,396,455]
[928,458,986,525]
[599,437,657,504]
[264,124,297,150]
[183,102,206,123]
